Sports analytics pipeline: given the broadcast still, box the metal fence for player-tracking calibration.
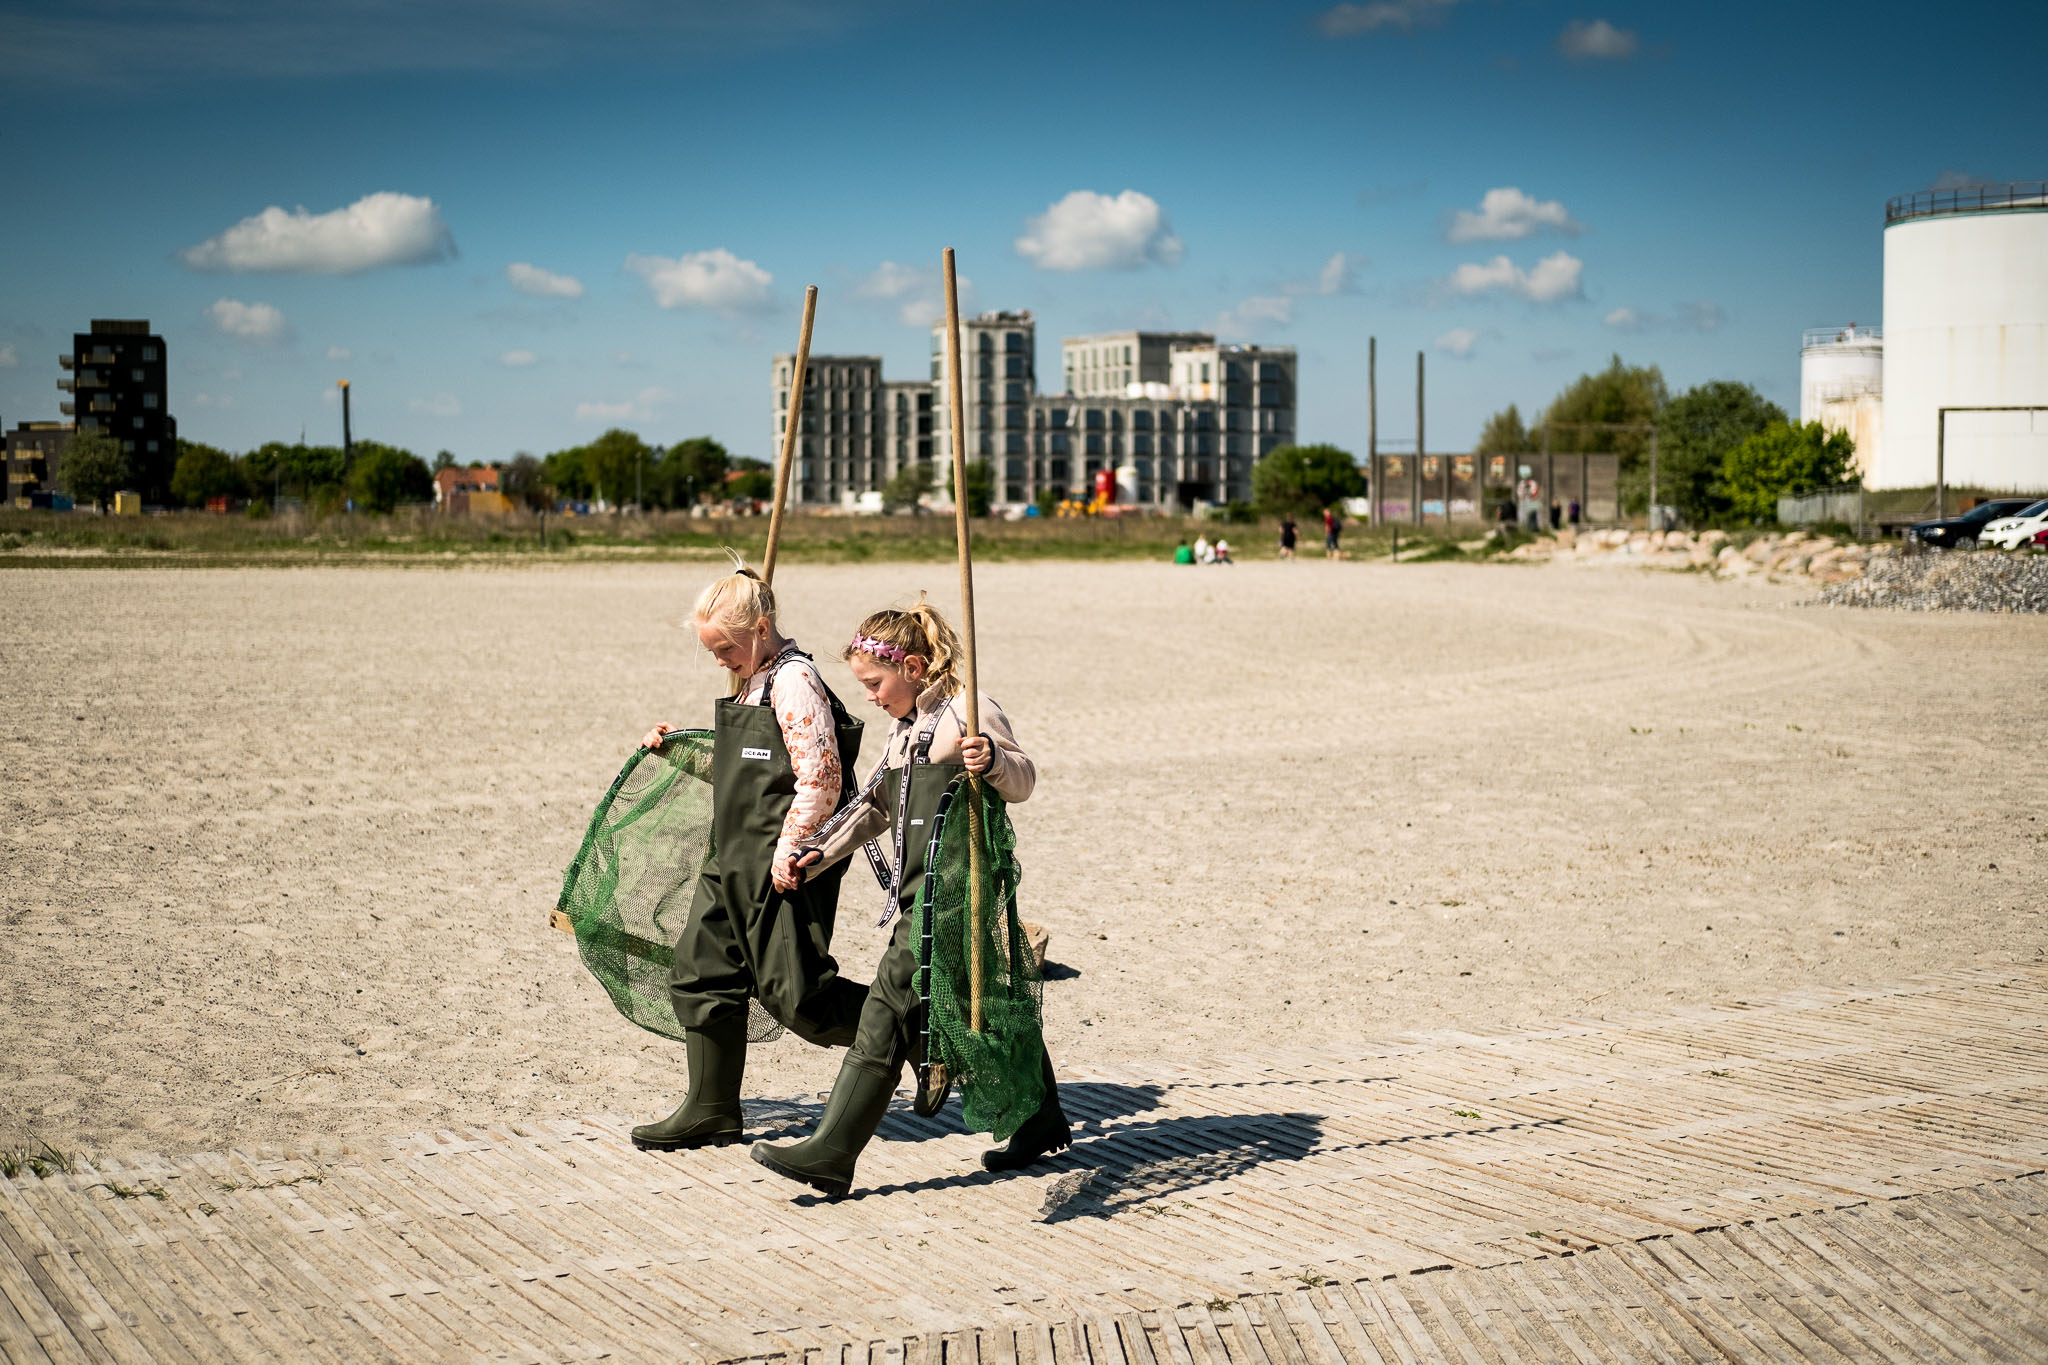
[1778,484,1865,527]
[1885,181,2048,225]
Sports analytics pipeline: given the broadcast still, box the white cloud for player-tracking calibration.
[1447,187,1582,243]
[326,345,352,361]
[1446,250,1583,303]
[1015,190,1183,271]
[190,392,233,409]
[1605,300,1723,333]
[408,393,463,418]
[625,248,773,314]
[1303,251,1361,295]
[575,386,668,424]
[1559,18,1638,60]
[854,260,971,326]
[1678,299,1724,332]
[207,298,287,341]
[506,261,584,298]
[181,191,454,274]
[1317,0,1462,36]
[0,344,16,368]
[499,349,538,367]
[1434,327,1482,358]
[1217,295,1294,335]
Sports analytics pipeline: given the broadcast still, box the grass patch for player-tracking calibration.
[1,1141,78,1178]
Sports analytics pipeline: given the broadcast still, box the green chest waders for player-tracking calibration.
[666,651,867,1047]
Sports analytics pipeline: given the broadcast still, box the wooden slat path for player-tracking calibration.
[4,964,2045,1363]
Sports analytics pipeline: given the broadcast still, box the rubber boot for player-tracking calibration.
[750,1057,898,1198]
[982,1046,1070,1171]
[631,1014,746,1150]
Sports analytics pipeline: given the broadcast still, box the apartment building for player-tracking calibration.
[60,319,176,504]
[769,310,1294,511]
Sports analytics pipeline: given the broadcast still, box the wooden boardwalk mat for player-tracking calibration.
[3,963,2044,1363]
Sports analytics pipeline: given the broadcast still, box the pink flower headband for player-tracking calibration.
[849,633,908,664]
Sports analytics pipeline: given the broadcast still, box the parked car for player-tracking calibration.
[1906,498,2039,547]
[1978,499,2048,550]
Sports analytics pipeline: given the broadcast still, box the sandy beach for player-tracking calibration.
[3,559,2044,1158]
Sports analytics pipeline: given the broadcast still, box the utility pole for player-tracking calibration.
[1367,337,1377,527]
[338,380,353,462]
[1414,350,1425,526]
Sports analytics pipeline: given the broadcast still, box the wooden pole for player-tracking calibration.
[761,284,818,585]
[942,248,986,1034]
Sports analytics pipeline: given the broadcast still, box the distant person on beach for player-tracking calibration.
[1173,539,1194,565]
[1194,534,1214,564]
[1568,499,1581,527]
[1323,507,1343,560]
[1214,537,1234,565]
[1550,501,1562,530]
[1278,517,1298,560]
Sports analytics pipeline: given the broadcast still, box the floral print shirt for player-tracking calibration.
[735,650,843,866]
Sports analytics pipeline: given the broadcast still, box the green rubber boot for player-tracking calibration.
[982,1047,1070,1172]
[750,1058,898,1198]
[631,1014,747,1151]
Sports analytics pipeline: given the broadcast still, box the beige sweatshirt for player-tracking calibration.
[808,683,1035,870]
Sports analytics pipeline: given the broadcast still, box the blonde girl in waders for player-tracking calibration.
[750,596,1071,1197]
[629,564,868,1151]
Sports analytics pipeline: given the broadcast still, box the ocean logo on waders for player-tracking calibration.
[741,747,772,760]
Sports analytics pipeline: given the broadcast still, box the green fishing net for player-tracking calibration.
[554,731,783,1043]
[918,776,1045,1141]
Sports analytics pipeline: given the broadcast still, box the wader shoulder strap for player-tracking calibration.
[875,699,952,927]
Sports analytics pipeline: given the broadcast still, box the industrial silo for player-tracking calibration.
[1800,324,1884,479]
[1876,181,2048,493]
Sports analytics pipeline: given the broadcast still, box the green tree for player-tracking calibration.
[1034,485,1062,517]
[169,440,240,507]
[660,437,731,508]
[432,450,457,472]
[59,431,131,511]
[541,444,589,500]
[581,428,654,507]
[1721,421,1856,523]
[1536,355,1668,511]
[346,443,433,513]
[1656,381,1785,523]
[883,461,934,513]
[945,459,995,516]
[501,452,550,511]
[1251,443,1363,518]
[1475,404,1534,456]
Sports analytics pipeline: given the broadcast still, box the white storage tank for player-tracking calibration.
[1876,182,2048,491]
[1800,325,1883,423]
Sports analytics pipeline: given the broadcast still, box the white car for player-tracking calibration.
[1980,500,2048,550]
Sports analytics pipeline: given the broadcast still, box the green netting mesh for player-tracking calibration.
[554,732,789,1044]
[918,776,1045,1141]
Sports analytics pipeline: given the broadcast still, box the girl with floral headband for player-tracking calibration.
[749,594,1070,1197]
[627,560,868,1152]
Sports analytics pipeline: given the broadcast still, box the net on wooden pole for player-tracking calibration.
[918,776,1045,1140]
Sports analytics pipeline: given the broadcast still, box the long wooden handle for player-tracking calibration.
[942,248,986,1034]
[762,284,817,585]
[942,252,980,738]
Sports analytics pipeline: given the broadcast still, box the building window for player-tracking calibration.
[143,346,158,361]
[1006,331,1023,352]
[1085,434,1103,455]
[1084,409,1104,430]
[1006,434,1024,454]
[144,393,159,409]
[1135,434,1152,454]
[1132,411,1151,431]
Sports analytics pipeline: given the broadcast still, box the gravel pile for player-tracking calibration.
[1811,549,2048,613]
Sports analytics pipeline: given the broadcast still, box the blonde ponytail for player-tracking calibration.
[691,550,777,644]
[845,592,963,697]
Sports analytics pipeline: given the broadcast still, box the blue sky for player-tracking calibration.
[2,0,2042,462]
